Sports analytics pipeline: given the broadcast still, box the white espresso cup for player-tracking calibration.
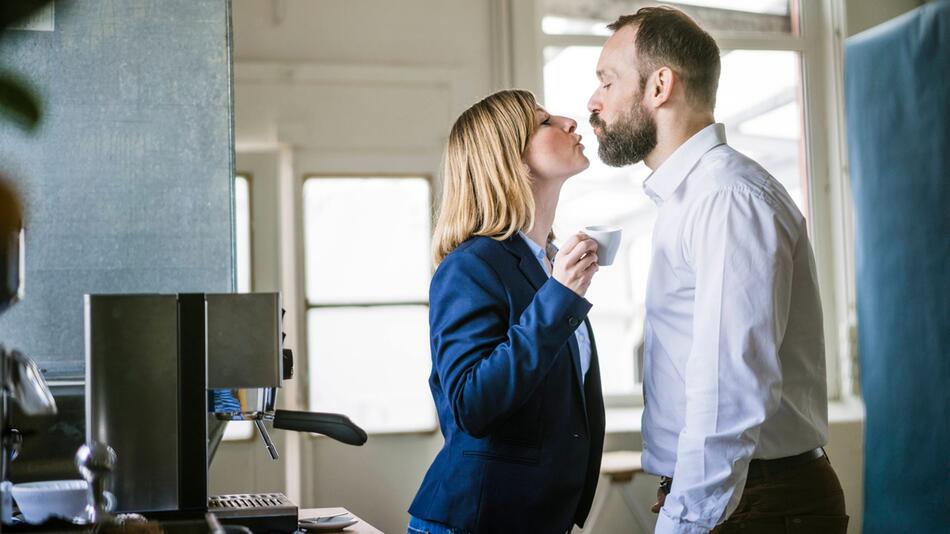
[582,225,623,266]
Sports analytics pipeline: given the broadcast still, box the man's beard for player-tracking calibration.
[590,99,657,167]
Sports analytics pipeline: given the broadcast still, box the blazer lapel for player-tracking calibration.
[502,235,590,422]
[582,318,600,432]
[500,235,548,291]
[574,318,605,433]
[568,333,587,418]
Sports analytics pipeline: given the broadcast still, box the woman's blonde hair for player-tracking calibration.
[432,89,540,266]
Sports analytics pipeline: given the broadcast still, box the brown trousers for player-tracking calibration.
[710,454,849,534]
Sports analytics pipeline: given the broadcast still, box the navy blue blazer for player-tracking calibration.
[408,235,606,533]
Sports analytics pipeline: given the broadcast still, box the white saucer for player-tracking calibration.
[298,514,359,532]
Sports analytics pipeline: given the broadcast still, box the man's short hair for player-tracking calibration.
[608,7,721,109]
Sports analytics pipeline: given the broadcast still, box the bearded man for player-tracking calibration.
[587,7,848,534]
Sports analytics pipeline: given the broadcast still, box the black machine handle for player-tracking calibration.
[272,410,368,446]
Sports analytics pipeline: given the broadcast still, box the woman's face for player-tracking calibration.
[523,107,589,184]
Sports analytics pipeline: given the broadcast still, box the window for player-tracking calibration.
[541,1,798,36]
[225,173,255,441]
[536,0,829,405]
[303,176,436,434]
[234,174,252,293]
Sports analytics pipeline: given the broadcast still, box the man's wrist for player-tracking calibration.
[660,476,673,495]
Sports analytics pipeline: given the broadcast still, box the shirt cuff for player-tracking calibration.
[654,510,712,534]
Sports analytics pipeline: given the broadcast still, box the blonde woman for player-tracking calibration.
[407,90,605,534]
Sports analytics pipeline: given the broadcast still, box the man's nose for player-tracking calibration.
[588,91,601,114]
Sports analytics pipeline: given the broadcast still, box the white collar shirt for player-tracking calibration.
[641,124,828,533]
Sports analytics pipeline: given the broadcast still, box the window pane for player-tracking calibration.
[716,50,808,213]
[234,175,251,293]
[307,305,436,433]
[303,178,431,304]
[542,0,797,36]
[665,0,789,15]
[542,16,610,37]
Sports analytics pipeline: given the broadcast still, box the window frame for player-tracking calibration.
[224,172,256,442]
[510,0,855,408]
[299,173,438,435]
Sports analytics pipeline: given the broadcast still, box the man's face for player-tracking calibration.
[588,25,658,167]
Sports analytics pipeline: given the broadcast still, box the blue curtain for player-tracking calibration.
[844,2,950,532]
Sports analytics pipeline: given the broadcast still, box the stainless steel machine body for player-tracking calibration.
[85,292,285,515]
[84,291,366,530]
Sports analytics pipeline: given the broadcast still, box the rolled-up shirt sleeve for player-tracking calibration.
[655,186,796,533]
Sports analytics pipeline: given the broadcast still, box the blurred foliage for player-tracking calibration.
[0,73,40,132]
[0,0,56,132]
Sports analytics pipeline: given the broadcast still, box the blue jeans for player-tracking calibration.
[407,515,470,534]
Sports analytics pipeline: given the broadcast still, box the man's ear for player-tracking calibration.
[646,66,675,108]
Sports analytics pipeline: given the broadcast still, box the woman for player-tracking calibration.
[407,90,605,534]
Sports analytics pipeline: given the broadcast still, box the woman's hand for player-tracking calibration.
[553,233,599,297]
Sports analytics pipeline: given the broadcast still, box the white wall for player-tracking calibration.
[210,1,898,533]
[845,0,923,36]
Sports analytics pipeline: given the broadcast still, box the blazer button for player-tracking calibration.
[568,316,579,326]
[572,433,584,439]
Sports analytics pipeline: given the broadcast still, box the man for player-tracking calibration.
[587,7,848,534]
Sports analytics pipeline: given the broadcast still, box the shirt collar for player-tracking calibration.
[642,123,726,204]
[517,231,557,263]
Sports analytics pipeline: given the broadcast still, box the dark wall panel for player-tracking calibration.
[0,0,235,379]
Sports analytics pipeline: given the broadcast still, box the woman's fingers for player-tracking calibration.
[553,233,600,297]
[563,236,598,265]
[559,233,594,259]
[558,233,583,257]
[581,253,598,269]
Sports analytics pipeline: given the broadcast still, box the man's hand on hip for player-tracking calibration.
[652,476,672,513]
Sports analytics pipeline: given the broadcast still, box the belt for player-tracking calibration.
[747,447,825,479]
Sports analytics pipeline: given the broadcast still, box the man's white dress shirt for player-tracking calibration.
[641,124,829,533]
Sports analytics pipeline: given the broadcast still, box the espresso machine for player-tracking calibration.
[84,292,366,532]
